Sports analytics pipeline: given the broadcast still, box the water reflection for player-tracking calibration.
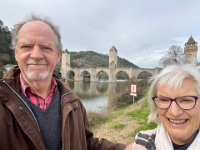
[65,80,147,113]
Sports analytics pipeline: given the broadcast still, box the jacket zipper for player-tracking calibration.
[2,80,41,132]
[60,91,74,150]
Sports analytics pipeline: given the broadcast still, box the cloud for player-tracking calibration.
[1,0,200,68]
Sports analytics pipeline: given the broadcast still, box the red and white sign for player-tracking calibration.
[130,84,138,96]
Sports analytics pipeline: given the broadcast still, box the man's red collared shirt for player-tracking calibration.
[20,74,58,110]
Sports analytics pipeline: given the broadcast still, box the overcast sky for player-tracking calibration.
[1,0,200,68]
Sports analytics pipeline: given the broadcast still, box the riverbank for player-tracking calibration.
[88,97,157,144]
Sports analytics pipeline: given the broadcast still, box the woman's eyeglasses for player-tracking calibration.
[152,95,200,110]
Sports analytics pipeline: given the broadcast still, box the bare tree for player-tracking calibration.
[159,45,185,67]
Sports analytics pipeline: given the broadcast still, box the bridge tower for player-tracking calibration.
[109,45,118,68]
[184,36,198,64]
[61,49,70,79]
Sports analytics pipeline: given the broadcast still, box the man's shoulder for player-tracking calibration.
[0,79,11,91]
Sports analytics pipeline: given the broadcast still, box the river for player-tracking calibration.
[65,80,147,113]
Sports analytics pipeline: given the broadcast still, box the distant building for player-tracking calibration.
[184,36,198,64]
[61,49,70,78]
[109,45,118,68]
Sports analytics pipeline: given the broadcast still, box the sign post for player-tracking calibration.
[130,84,137,103]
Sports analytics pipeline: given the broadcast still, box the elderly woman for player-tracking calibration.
[131,64,200,150]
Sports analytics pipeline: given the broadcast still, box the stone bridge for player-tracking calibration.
[61,66,159,82]
[60,46,160,82]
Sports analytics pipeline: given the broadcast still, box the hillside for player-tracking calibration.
[70,51,139,68]
[88,98,157,144]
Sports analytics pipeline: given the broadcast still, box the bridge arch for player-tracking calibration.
[114,71,129,81]
[66,70,75,80]
[80,70,91,82]
[137,71,153,80]
[96,70,109,81]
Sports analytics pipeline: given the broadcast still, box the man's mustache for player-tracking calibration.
[27,59,48,65]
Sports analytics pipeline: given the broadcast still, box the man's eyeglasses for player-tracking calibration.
[152,95,200,110]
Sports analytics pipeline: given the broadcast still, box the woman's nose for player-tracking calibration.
[168,101,184,116]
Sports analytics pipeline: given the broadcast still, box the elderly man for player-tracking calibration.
[0,15,125,150]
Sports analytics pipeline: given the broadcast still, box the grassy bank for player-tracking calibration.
[88,98,157,144]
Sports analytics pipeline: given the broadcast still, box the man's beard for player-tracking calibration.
[24,59,49,81]
[25,71,49,81]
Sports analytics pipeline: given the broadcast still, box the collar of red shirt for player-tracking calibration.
[20,73,58,98]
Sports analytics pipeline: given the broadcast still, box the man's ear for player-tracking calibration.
[15,51,18,63]
[57,52,61,64]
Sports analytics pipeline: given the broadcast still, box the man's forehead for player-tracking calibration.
[17,37,56,47]
[17,22,57,42]
[18,21,55,36]
[21,20,50,28]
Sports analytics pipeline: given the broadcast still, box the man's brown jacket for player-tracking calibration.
[0,67,125,150]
